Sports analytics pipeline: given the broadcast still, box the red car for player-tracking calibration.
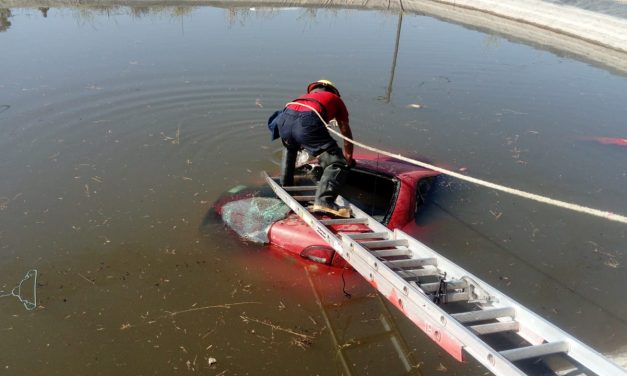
[212,153,439,268]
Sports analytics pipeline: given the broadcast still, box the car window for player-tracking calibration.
[339,169,397,222]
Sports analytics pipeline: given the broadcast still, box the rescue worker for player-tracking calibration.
[267,80,354,218]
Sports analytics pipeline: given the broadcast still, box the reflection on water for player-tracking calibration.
[0,5,307,33]
[0,8,10,31]
[0,5,626,375]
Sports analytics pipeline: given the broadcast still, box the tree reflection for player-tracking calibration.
[130,6,152,18]
[0,8,11,32]
[128,5,195,18]
[226,7,289,27]
[172,6,193,16]
[0,5,345,34]
[224,6,343,28]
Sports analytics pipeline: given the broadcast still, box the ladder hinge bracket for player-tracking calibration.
[462,276,494,304]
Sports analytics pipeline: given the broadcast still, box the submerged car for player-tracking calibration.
[212,153,439,268]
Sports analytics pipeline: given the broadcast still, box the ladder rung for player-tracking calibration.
[399,268,440,279]
[500,341,570,362]
[265,172,625,376]
[444,292,471,302]
[320,218,368,225]
[468,321,519,335]
[345,232,389,240]
[419,279,468,293]
[292,195,316,201]
[384,258,437,269]
[282,186,317,191]
[359,239,409,249]
[451,307,516,323]
[371,248,412,258]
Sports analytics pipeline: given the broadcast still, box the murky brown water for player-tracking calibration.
[1,6,626,375]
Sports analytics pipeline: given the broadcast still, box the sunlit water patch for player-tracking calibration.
[544,0,627,17]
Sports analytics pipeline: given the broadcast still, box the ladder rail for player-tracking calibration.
[340,194,625,375]
[265,174,523,374]
[338,231,527,375]
[263,172,626,376]
[393,229,624,376]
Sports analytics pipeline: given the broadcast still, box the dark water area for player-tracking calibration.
[0,6,626,375]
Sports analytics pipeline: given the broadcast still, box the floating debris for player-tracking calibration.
[240,314,314,340]
[0,197,9,210]
[587,136,627,147]
[0,269,38,311]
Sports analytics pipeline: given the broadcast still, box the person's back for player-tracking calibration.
[286,91,348,125]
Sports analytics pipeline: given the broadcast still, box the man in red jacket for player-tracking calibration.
[268,80,354,218]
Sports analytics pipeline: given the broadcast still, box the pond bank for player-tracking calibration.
[2,0,627,74]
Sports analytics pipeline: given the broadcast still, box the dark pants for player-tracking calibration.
[281,146,348,206]
[315,146,349,207]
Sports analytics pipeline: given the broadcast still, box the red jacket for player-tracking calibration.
[286,91,349,124]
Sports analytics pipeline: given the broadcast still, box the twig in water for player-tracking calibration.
[165,301,260,317]
[77,273,95,285]
[240,314,314,340]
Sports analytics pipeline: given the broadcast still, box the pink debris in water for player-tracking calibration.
[586,137,627,147]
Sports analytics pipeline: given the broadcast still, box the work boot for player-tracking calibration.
[312,203,352,218]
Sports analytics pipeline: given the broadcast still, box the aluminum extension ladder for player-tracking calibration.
[263,172,626,376]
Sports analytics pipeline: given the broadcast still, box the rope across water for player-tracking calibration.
[285,102,627,225]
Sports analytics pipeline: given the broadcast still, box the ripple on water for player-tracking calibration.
[1,77,287,169]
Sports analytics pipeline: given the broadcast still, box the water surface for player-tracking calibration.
[1,6,626,375]
[545,0,627,17]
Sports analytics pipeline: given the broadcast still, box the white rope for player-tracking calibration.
[285,102,627,225]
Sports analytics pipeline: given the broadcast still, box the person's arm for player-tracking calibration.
[338,120,354,167]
